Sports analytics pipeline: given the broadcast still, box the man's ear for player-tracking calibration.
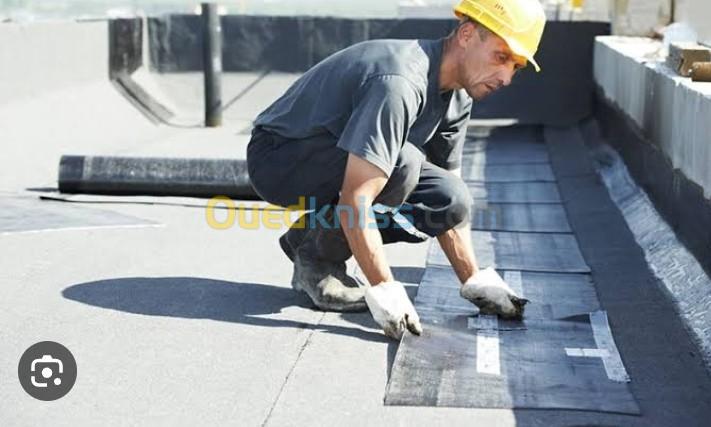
[457,20,475,46]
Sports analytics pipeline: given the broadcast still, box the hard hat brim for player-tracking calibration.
[503,36,541,72]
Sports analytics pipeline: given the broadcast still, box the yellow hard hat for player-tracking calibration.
[454,0,547,72]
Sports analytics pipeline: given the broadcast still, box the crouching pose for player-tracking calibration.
[247,0,546,339]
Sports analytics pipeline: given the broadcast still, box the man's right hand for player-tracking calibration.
[365,281,422,340]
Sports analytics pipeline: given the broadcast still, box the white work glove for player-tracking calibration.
[365,281,422,340]
[460,267,529,319]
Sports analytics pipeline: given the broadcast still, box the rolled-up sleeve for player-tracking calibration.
[337,75,422,177]
[424,89,473,171]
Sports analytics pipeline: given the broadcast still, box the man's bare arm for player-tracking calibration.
[437,171,527,317]
[437,221,479,283]
[435,168,480,284]
[340,153,422,338]
[338,153,393,286]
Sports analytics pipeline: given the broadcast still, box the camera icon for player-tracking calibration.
[18,341,77,401]
[30,354,64,388]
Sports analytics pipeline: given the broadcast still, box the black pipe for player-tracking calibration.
[202,3,222,127]
[58,155,259,200]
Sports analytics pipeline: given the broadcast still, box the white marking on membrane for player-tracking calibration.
[472,314,501,375]
[589,310,631,382]
[565,347,610,358]
[565,312,631,382]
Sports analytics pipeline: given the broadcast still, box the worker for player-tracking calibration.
[247,0,546,339]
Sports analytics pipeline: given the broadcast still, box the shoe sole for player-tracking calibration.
[312,300,368,313]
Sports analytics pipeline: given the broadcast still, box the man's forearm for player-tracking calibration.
[436,220,479,284]
[338,196,394,286]
[434,168,479,283]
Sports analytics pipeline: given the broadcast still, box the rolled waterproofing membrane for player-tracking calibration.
[58,155,259,199]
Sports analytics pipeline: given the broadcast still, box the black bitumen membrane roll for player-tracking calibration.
[58,155,260,200]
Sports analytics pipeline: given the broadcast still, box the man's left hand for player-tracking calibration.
[460,267,529,319]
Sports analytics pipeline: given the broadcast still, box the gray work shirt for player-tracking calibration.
[254,38,473,176]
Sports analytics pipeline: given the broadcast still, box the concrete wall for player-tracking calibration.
[594,36,711,199]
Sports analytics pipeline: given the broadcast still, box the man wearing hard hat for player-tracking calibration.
[247,0,546,339]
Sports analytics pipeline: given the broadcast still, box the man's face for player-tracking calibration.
[456,23,526,101]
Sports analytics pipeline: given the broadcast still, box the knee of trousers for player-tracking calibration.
[442,176,473,229]
[376,143,424,207]
[246,135,288,207]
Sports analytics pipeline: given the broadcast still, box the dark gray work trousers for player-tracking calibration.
[246,127,472,244]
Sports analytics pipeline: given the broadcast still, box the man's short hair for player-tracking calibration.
[452,15,493,41]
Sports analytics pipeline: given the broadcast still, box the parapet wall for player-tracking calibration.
[147,15,609,126]
[594,36,711,200]
[593,36,711,276]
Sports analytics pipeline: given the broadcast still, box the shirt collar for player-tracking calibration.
[423,37,451,109]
